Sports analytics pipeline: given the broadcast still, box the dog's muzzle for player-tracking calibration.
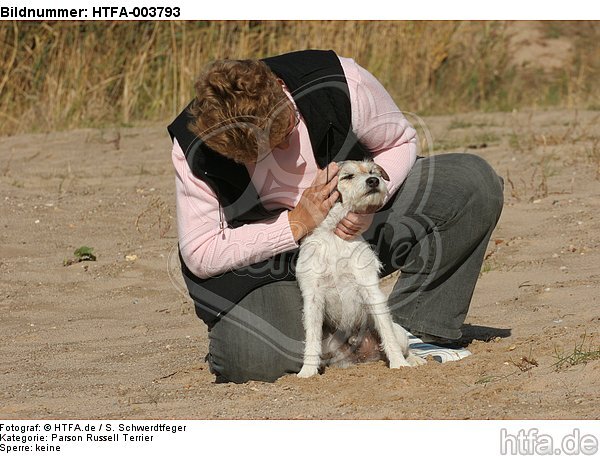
[366,177,380,188]
[365,177,382,196]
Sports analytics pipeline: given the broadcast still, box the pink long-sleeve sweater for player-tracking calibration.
[172,56,418,279]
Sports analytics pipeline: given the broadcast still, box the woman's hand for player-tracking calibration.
[288,163,339,242]
[334,212,374,240]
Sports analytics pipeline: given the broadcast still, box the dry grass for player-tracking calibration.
[1,21,599,136]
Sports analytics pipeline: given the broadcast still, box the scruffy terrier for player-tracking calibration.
[296,160,425,378]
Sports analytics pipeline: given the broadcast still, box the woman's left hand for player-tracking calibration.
[334,212,374,240]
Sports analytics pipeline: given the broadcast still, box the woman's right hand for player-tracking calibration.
[288,162,339,242]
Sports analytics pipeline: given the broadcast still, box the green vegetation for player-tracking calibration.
[63,246,97,266]
[553,335,600,370]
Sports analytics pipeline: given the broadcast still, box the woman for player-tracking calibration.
[168,49,504,383]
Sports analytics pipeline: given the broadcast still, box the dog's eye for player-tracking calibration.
[340,174,354,180]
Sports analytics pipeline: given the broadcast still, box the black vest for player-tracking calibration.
[167,50,368,324]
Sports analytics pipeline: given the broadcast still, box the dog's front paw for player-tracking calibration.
[388,357,411,369]
[297,365,319,378]
[407,354,427,366]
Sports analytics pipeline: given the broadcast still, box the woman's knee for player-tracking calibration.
[207,336,303,383]
[444,153,504,221]
[206,282,305,383]
[207,345,296,383]
[470,155,504,222]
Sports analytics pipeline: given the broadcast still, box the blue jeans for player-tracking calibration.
[205,153,504,383]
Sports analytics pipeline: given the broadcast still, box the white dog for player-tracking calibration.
[296,160,425,378]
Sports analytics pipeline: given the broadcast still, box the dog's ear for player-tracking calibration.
[373,164,390,181]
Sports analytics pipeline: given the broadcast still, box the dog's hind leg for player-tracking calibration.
[297,291,325,378]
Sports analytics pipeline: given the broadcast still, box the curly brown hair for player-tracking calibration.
[187,59,293,164]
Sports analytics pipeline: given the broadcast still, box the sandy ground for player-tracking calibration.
[1,109,599,419]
